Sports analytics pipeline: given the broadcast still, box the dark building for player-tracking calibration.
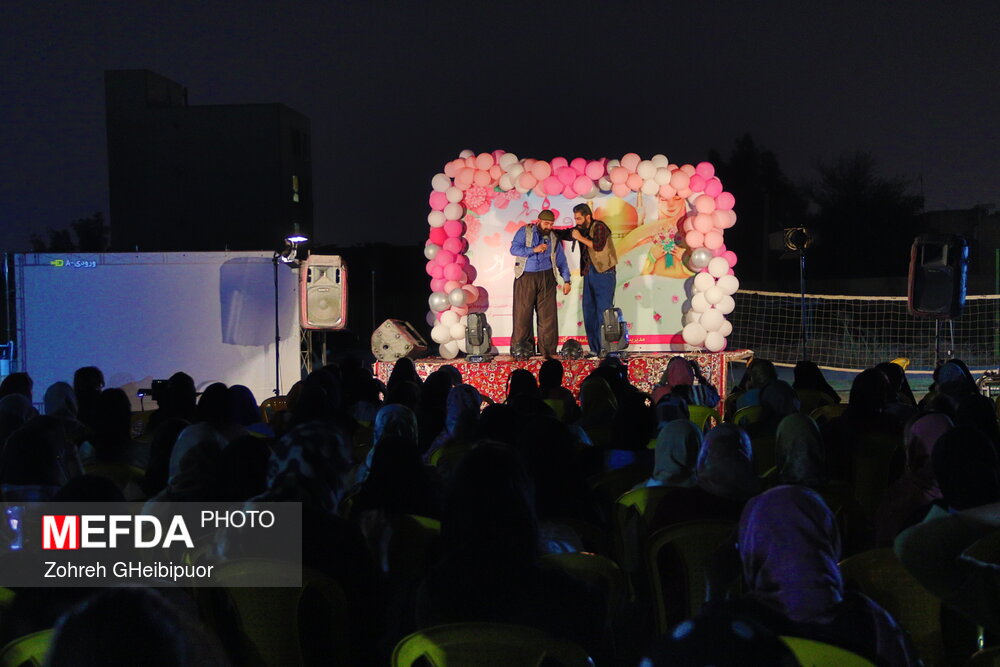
[105,69,312,251]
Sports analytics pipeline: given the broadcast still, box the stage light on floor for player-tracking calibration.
[465,312,493,363]
[600,307,629,358]
[560,339,583,360]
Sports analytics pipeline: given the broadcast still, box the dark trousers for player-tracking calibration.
[583,268,616,353]
[512,270,558,356]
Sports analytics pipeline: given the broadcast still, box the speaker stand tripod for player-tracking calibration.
[934,319,956,364]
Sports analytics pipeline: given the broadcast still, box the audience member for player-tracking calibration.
[640,419,702,489]
[0,372,33,403]
[72,366,105,429]
[651,356,720,408]
[792,360,840,411]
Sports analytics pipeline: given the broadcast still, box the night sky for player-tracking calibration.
[3,1,998,253]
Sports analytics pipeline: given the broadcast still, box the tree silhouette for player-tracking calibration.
[30,212,109,252]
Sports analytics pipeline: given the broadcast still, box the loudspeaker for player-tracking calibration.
[371,319,428,362]
[907,234,968,319]
[300,255,348,330]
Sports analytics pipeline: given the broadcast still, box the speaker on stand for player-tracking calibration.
[907,234,968,362]
[298,254,348,371]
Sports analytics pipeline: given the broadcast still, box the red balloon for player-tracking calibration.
[429,228,448,245]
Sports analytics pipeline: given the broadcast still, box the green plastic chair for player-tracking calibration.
[205,559,350,667]
[0,629,54,667]
[613,487,672,573]
[731,405,762,426]
[687,405,723,432]
[779,636,876,666]
[392,622,594,666]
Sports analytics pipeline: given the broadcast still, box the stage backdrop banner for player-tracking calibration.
[466,192,692,351]
[423,152,740,358]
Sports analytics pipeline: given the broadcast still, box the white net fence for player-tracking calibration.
[729,290,1000,371]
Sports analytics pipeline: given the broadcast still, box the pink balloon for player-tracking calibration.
[444,280,461,293]
[443,160,461,178]
[431,277,446,292]
[569,157,587,173]
[518,173,538,190]
[612,183,631,198]
[489,164,503,180]
[695,194,716,214]
[723,251,738,267]
[454,254,470,266]
[669,170,690,191]
[680,164,696,176]
[704,231,724,250]
[658,183,677,199]
[682,217,694,232]
[429,227,448,245]
[426,261,437,277]
[491,150,505,163]
[677,187,692,199]
[443,237,464,253]
[562,184,576,198]
[428,262,444,279]
[573,175,593,195]
[473,169,491,187]
[688,174,706,192]
[534,178,549,196]
[695,161,715,179]
[429,191,448,211]
[475,153,494,170]
[444,220,464,238]
[609,166,629,184]
[443,263,466,282]
[462,285,479,304]
[711,209,730,229]
[621,153,641,171]
[685,230,705,248]
[556,166,576,185]
[455,169,474,189]
[716,192,736,211]
[531,160,552,180]
[551,156,569,170]
[543,175,563,194]
[435,250,456,266]
[452,306,469,317]
[585,160,604,180]
[694,213,714,234]
[625,173,643,191]
[704,178,723,197]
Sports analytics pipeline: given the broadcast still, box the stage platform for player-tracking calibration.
[375,350,752,404]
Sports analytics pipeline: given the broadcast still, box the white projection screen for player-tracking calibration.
[14,252,301,410]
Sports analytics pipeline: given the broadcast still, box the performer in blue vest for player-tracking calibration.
[509,210,571,357]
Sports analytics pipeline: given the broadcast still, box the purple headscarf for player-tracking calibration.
[739,485,843,623]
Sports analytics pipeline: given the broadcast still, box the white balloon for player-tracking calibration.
[693,272,715,292]
[708,257,730,278]
[459,315,468,326]
[704,286,725,305]
[449,322,466,340]
[507,163,524,178]
[456,337,468,353]
[682,322,707,346]
[716,274,740,295]
[598,177,613,192]
[717,295,736,315]
[448,288,467,307]
[700,309,725,332]
[691,292,710,313]
[651,154,669,168]
[431,324,449,344]
[586,186,600,199]
[440,340,460,359]
[446,186,464,204]
[431,173,451,192]
[458,149,474,158]
[606,159,620,171]
[637,160,656,180]
[498,174,514,191]
[704,331,726,352]
[427,211,446,228]
[429,292,449,312]
[719,319,733,337]
[425,310,437,327]
[444,202,464,220]
[424,244,440,260]
[440,310,459,326]
[641,178,659,195]
[683,310,700,325]
[498,153,519,168]
[653,167,672,185]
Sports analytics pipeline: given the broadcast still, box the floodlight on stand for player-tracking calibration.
[465,312,494,363]
[783,227,814,252]
[600,307,629,358]
[285,223,309,246]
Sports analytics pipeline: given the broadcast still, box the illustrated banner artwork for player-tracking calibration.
[424,152,740,358]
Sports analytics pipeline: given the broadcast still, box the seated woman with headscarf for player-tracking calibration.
[714,485,918,667]
[792,360,841,414]
[423,384,481,468]
[416,442,607,660]
[348,403,418,491]
[538,358,580,423]
[43,382,88,447]
[651,356,720,408]
[743,381,800,475]
[875,362,918,427]
[575,375,618,449]
[724,359,777,420]
[0,416,83,502]
[648,424,760,531]
[636,419,702,490]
